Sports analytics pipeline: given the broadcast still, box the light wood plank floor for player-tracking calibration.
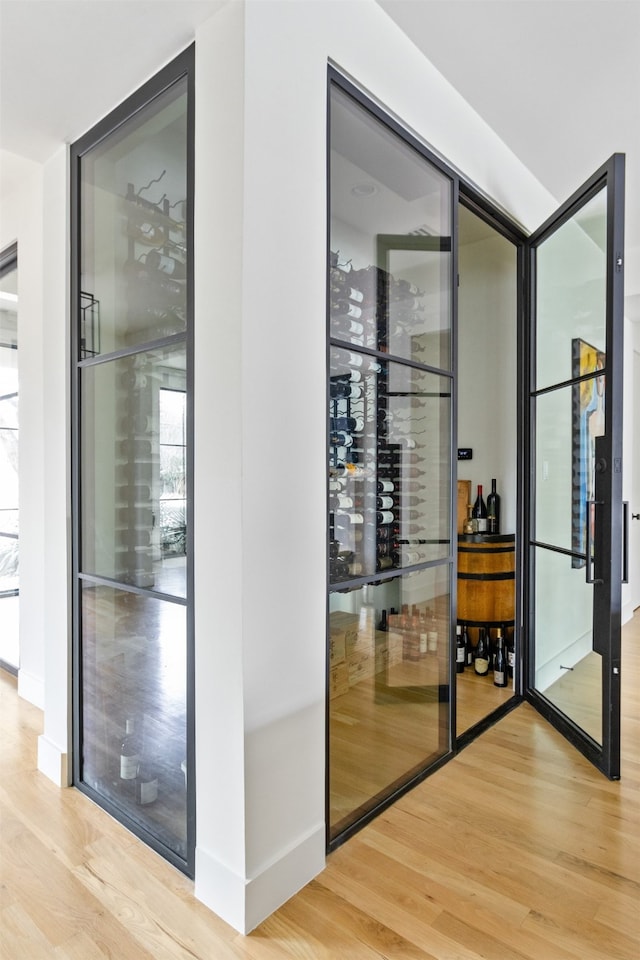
[2,611,639,959]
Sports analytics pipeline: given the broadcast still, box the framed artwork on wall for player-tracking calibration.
[571,337,606,567]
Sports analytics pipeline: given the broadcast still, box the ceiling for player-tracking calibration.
[1,0,638,319]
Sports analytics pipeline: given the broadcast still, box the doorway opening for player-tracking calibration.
[456,202,520,739]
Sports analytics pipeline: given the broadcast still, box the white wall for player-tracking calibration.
[0,150,46,708]
[38,146,71,786]
[193,0,556,935]
[0,147,71,780]
[458,232,518,533]
[623,317,640,619]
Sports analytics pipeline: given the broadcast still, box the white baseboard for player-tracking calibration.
[18,669,45,710]
[622,599,636,626]
[535,631,592,693]
[37,733,69,787]
[195,823,325,934]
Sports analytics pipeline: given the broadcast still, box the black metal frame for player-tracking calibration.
[524,154,625,780]
[70,44,196,876]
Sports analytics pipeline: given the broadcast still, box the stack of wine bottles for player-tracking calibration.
[456,623,514,687]
[382,604,440,662]
[469,479,501,534]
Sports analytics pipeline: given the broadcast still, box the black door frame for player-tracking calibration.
[523,154,625,780]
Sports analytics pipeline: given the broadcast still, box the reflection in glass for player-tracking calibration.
[159,388,187,560]
[329,568,450,838]
[81,343,186,598]
[81,583,187,857]
[536,188,606,392]
[329,347,451,581]
[534,546,601,744]
[80,79,188,357]
[535,378,603,554]
[330,85,452,370]
[0,256,18,668]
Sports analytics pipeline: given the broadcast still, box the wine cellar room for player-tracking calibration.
[327,78,520,844]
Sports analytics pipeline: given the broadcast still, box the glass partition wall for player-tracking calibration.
[72,50,194,873]
[328,79,455,845]
[0,245,18,672]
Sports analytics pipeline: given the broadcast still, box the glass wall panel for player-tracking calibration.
[328,80,454,845]
[536,188,606,392]
[81,583,188,858]
[74,51,192,872]
[330,85,452,370]
[79,80,188,357]
[0,253,18,669]
[329,347,451,580]
[81,343,186,597]
[329,567,451,838]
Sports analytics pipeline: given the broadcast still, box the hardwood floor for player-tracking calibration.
[2,611,639,958]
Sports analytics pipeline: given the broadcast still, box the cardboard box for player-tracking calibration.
[457,479,471,533]
[348,650,375,686]
[329,629,346,666]
[329,611,359,648]
[329,661,349,699]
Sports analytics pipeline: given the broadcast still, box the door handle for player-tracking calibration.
[585,500,604,585]
[622,501,629,584]
[633,512,640,520]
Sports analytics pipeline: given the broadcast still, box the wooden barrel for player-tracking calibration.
[457,534,515,635]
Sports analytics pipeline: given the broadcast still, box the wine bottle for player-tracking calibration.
[427,609,438,654]
[330,430,353,447]
[505,625,515,679]
[336,505,364,521]
[145,248,186,279]
[330,416,364,433]
[377,479,395,493]
[376,557,394,571]
[127,219,166,246]
[406,609,421,662]
[474,628,489,676]
[493,629,508,687]
[472,484,488,533]
[329,380,362,400]
[135,759,159,805]
[455,625,465,673]
[378,609,389,632]
[487,479,501,535]
[463,625,473,667]
[376,510,394,524]
[120,719,140,781]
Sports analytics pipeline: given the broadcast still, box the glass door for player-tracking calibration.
[526,155,625,779]
[327,74,456,846]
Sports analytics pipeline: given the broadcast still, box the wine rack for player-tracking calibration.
[122,172,187,345]
[112,174,188,589]
[328,250,432,586]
